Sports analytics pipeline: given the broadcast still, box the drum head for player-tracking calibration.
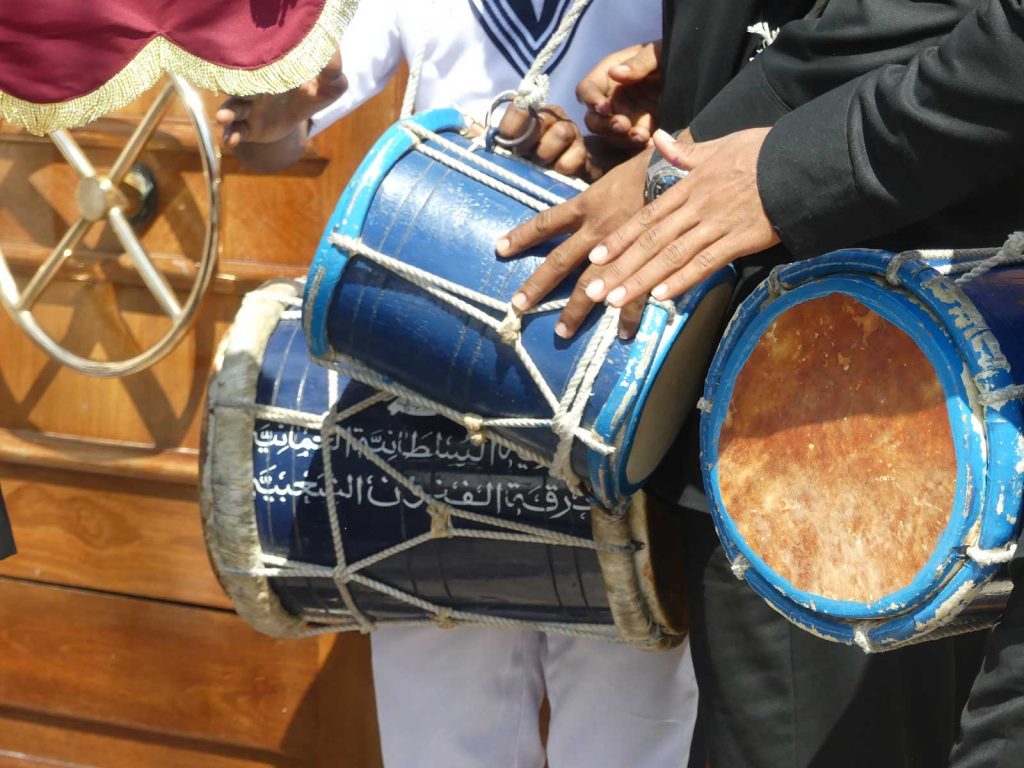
[718,291,957,606]
[625,280,733,486]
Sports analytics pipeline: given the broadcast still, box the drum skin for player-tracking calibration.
[701,249,1024,650]
[303,109,735,510]
[203,283,688,646]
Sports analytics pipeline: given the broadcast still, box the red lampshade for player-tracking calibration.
[0,0,357,134]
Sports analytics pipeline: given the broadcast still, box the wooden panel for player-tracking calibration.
[0,465,227,608]
[0,578,320,756]
[0,706,301,768]
[316,635,382,768]
[0,427,198,485]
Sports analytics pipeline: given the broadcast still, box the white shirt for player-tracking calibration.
[310,0,661,136]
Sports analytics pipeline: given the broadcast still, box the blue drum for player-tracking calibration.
[302,109,735,510]
[701,247,1024,650]
[202,282,687,647]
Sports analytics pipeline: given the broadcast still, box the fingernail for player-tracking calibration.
[555,322,570,339]
[652,283,669,300]
[595,101,612,116]
[511,292,529,311]
[496,238,510,254]
[589,245,609,264]
[618,328,633,340]
[610,65,631,77]
[607,287,627,306]
[585,279,605,300]
[653,129,674,144]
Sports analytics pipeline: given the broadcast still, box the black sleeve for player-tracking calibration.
[756,0,1024,258]
[688,0,980,141]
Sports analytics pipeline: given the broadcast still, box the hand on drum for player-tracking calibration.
[497,103,589,178]
[581,127,778,308]
[576,41,662,149]
[496,147,653,339]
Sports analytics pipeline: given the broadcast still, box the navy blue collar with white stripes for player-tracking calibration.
[468,0,595,77]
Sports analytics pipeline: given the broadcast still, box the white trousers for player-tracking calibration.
[371,626,698,768]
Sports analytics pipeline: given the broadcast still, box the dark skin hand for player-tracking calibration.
[584,127,777,308]
[497,103,589,178]
[214,52,348,172]
[576,41,662,149]
[496,129,693,339]
[496,146,653,339]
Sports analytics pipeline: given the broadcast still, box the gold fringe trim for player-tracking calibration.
[0,0,358,135]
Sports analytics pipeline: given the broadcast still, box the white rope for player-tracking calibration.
[977,385,1024,408]
[325,233,620,494]
[399,0,437,118]
[853,621,881,654]
[402,122,568,208]
[967,543,1018,567]
[730,554,750,581]
[230,386,635,641]
[955,231,1024,283]
[515,0,596,110]
[401,43,428,119]
[885,251,919,286]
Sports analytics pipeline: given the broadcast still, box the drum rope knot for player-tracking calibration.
[513,0,596,109]
[967,543,1018,566]
[463,413,488,445]
[497,308,522,345]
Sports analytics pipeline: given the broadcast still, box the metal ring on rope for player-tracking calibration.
[483,90,540,150]
[0,74,220,377]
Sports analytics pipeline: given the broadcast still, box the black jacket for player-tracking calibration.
[675,0,1024,256]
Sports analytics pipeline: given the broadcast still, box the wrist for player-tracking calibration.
[645,128,689,203]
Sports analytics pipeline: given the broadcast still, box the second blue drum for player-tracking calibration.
[202,281,688,647]
[303,109,735,510]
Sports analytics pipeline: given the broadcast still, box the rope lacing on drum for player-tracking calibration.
[967,543,1018,567]
[215,290,638,641]
[325,230,622,495]
[954,231,1024,284]
[338,120,679,496]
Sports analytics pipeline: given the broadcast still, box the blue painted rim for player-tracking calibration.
[701,249,1024,644]
[303,109,470,357]
[591,266,736,507]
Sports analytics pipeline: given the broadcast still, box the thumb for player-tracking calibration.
[652,128,707,170]
[608,41,660,83]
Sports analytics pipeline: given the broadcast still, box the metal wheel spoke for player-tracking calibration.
[17,218,91,311]
[108,207,182,319]
[50,131,96,179]
[108,82,175,185]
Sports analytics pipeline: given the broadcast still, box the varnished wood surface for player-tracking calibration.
[0,68,403,766]
[0,465,226,608]
[0,578,319,755]
[0,705,304,768]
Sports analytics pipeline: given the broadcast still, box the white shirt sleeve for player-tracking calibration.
[309,1,404,138]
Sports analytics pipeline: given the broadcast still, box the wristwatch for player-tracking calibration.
[645,142,689,204]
